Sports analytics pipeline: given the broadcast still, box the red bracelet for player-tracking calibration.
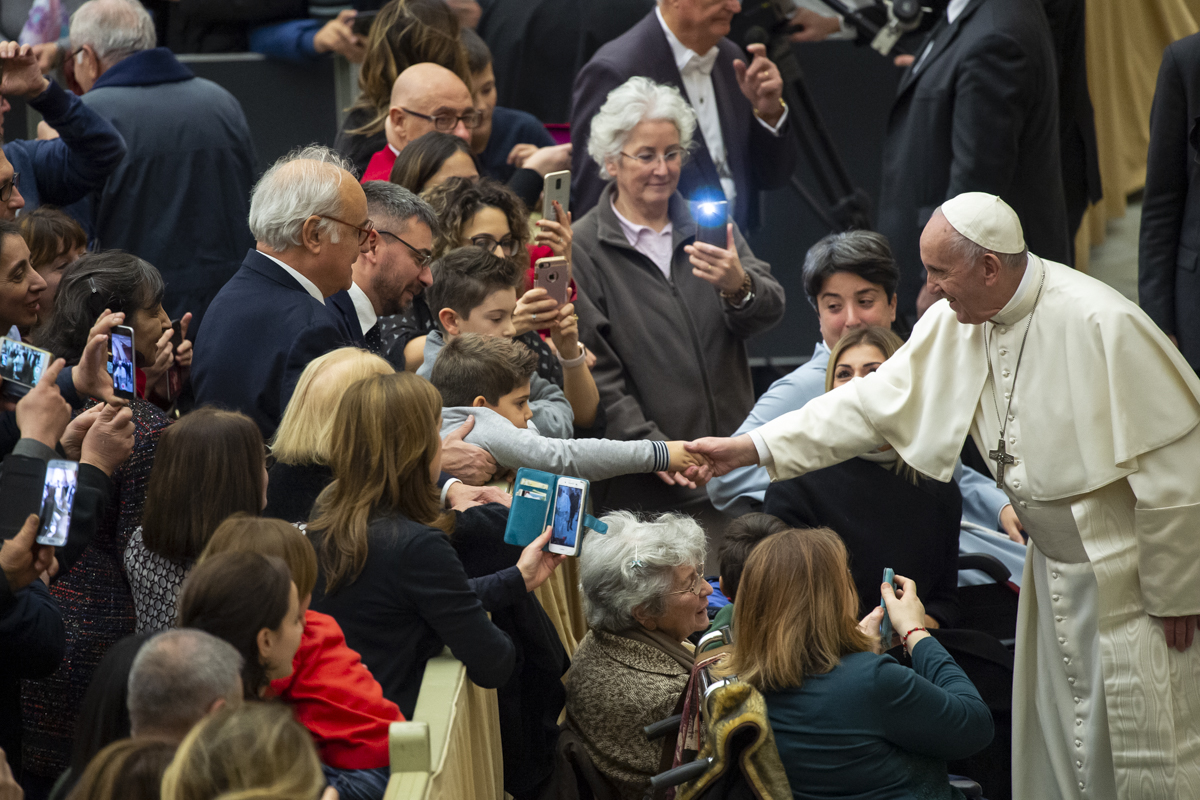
[901,627,928,651]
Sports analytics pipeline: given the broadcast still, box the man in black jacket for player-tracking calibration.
[878,0,1069,323]
[1140,31,1200,375]
[570,0,795,231]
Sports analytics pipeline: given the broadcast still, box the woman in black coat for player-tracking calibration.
[763,326,962,628]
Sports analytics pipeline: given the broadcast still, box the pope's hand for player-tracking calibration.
[1154,614,1198,652]
[683,434,758,478]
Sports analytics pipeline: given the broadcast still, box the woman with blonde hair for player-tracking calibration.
[308,371,563,717]
[727,527,993,800]
[62,738,176,800]
[265,347,395,523]
[160,703,334,800]
[764,325,963,629]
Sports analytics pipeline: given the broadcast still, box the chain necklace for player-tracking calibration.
[983,269,1046,489]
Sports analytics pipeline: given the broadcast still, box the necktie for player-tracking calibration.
[364,323,383,355]
[913,13,950,74]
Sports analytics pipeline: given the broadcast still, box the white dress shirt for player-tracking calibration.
[347,281,379,336]
[258,250,325,305]
[611,199,674,280]
[655,8,788,208]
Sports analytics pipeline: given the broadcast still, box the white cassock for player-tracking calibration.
[751,254,1200,799]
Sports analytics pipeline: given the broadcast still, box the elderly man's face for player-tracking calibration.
[669,0,742,42]
[395,81,476,146]
[0,235,47,331]
[316,178,371,296]
[0,153,25,221]
[605,119,683,211]
[815,271,897,349]
[920,211,1004,325]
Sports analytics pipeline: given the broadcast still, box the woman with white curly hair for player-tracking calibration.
[570,76,785,517]
[564,510,712,800]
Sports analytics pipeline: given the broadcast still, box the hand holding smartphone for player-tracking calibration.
[542,170,570,222]
[880,567,896,642]
[0,337,53,400]
[533,256,571,307]
[37,460,78,546]
[691,199,729,248]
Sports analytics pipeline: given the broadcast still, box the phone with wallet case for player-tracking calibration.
[504,468,570,547]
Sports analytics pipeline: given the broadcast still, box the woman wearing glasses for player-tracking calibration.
[565,510,711,800]
[571,77,785,517]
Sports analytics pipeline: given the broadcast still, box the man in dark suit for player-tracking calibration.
[192,146,368,438]
[1140,31,1200,374]
[570,0,795,232]
[327,181,438,363]
[878,0,1069,322]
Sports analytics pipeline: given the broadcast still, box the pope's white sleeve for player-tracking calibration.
[1126,420,1200,618]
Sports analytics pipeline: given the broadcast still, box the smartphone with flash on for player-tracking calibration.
[547,476,588,557]
[880,567,896,642]
[107,325,136,401]
[37,460,78,547]
[533,256,571,307]
[0,337,52,400]
[542,170,570,222]
[691,199,728,248]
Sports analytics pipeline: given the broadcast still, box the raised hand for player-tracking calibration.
[733,43,784,125]
[73,310,126,406]
[0,41,51,99]
[81,403,135,476]
[15,358,71,449]
[0,514,55,592]
[533,201,573,265]
[684,223,746,294]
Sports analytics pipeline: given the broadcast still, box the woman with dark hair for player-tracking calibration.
[18,207,86,322]
[335,0,472,174]
[124,408,267,633]
[388,131,479,193]
[21,252,176,789]
[177,551,304,700]
[764,326,963,629]
[37,251,192,407]
[726,528,993,799]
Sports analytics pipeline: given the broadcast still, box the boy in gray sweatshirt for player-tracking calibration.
[429,333,700,480]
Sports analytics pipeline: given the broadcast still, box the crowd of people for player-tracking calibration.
[2,1,1199,800]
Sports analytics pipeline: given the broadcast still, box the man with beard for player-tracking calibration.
[328,182,438,366]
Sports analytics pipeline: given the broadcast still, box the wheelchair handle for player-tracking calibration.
[643,714,683,742]
[648,757,713,790]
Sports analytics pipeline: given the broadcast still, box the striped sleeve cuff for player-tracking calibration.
[650,440,670,472]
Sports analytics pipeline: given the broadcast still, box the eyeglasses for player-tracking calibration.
[0,173,19,203]
[469,234,522,258]
[665,571,706,598]
[316,215,374,247]
[618,148,689,168]
[377,229,433,268]
[264,444,276,470]
[401,107,483,132]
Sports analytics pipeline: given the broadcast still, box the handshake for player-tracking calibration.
[660,434,762,489]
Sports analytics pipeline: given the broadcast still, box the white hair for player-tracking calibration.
[587,77,697,179]
[248,145,357,251]
[128,629,243,737]
[579,511,707,634]
[69,0,156,68]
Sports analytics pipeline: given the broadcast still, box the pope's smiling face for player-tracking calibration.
[920,210,1012,325]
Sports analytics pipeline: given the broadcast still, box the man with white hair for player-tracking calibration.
[688,192,1200,800]
[192,145,367,438]
[127,629,243,742]
[69,0,255,322]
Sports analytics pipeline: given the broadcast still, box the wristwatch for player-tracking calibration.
[721,273,755,309]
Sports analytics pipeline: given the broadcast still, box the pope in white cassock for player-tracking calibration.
[688,192,1200,800]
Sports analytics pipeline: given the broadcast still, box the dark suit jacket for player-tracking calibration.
[327,289,368,345]
[569,10,795,231]
[1140,32,1200,370]
[877,0,1069,319]
[192,249,353,438]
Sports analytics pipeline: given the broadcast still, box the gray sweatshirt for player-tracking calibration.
[440,406,670,480]
[418,330,574,439]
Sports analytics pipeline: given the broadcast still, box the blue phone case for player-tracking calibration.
[503,468,608,548]
[880,567,896,642]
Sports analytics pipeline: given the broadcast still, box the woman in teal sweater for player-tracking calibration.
[725,527,993,800]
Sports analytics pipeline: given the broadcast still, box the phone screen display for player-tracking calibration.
[0,337,51,389]
[108,329,136,398]
[550,482,584,550]
[38,461,78,547]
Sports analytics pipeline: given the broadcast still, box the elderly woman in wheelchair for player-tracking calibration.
[565,511,712,800]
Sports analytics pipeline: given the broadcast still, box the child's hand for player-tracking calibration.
[666,440,710,475]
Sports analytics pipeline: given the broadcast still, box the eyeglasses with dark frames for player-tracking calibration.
[618,148,689,168]
[0,173,19,203]
[377,229,433,267]
[469,233,522,258]
[315,215,374,247]
[400,107,483,132]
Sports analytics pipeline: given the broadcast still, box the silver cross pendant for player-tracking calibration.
[988,439,1015,489]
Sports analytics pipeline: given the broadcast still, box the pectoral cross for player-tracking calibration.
[989,439,1015,489]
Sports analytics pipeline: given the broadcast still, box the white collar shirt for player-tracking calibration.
[611,199,675,280]
[259,251,325,305]
[347,281,379,336]
[914,0,972,72]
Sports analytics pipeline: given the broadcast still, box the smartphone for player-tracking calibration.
[0,337,52,400]
[547,476,588,556]
[37,460,78,547]
[533,256,571,307]
[691,199,729,247]
[107,325,137,401]
[351,9,379,36]
[165,319,184,403]
[542,170,570,222]
[880,567,896,642]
